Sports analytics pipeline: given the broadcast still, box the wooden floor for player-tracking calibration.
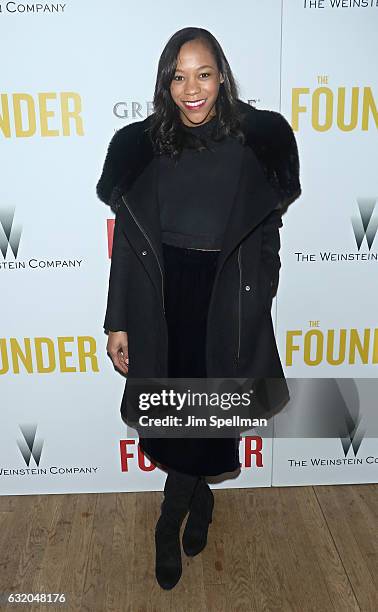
[0,484,377,611]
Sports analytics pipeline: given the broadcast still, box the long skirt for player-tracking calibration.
[138,242,241,477]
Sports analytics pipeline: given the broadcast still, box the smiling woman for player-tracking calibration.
[170,48,222,125]
[97,26,301,591]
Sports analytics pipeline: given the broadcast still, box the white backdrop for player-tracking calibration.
[1,0,377,495]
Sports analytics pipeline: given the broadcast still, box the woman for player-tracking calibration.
[96,27,301,590]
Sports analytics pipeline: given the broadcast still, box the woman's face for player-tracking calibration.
[170,39,224,127]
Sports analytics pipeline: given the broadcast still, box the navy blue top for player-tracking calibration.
[157,115,243,250]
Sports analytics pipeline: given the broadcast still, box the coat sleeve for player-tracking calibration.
[96,127,129,209]
[259,110,301,299]
[103,205,131,332]
[96,120,149,211]
[269,111,302,210]
[260,206,283,299]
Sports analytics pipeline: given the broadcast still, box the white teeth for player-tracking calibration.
[185,99,205,107]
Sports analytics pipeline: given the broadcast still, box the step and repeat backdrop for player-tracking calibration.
[1,0,377,495]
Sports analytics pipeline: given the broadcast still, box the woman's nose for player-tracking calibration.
[184,79,200,96]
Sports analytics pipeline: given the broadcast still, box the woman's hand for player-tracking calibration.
[106,331,129,375]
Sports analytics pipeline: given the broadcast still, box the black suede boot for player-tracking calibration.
[182,476,214,557]
[155,469,199,590]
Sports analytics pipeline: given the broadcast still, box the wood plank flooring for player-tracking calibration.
[0,484,376,611]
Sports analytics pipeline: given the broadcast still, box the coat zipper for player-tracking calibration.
[121,195,165,314]
[237,243,242,362]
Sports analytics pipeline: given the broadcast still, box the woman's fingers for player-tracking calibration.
[107,331,129,374]
[113,347,129,374]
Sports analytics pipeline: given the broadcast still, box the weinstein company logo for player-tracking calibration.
[340,418,364,458]
[18,424,43,466]
[351,197,378,251]
[0,207,83,270]
[287,428,375,470]
[0,2,67,14]
[295,197,378,263]
[287,379,378,469]
[0,424,99,477]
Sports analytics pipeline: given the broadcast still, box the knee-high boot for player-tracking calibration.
[182,476,214,556]
[155,469,199,590]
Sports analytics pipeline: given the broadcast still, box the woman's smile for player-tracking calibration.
[182,98,207,110]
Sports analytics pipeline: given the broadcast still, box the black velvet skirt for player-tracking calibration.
[138,242,241,477]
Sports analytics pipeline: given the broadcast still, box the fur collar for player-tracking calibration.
[96,99,301,213]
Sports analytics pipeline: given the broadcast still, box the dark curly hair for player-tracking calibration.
[148,27,245,159]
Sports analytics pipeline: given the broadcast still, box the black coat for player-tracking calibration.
[96,99,301,418]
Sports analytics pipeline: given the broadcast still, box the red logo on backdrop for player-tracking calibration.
[107,219,115,258]
[120,440,156,472]
[119,436,264,473]
[244,436,263,468]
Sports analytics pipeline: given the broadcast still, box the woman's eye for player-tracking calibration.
[173,73,211,81]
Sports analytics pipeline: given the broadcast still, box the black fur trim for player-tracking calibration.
[96,99,301,213]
